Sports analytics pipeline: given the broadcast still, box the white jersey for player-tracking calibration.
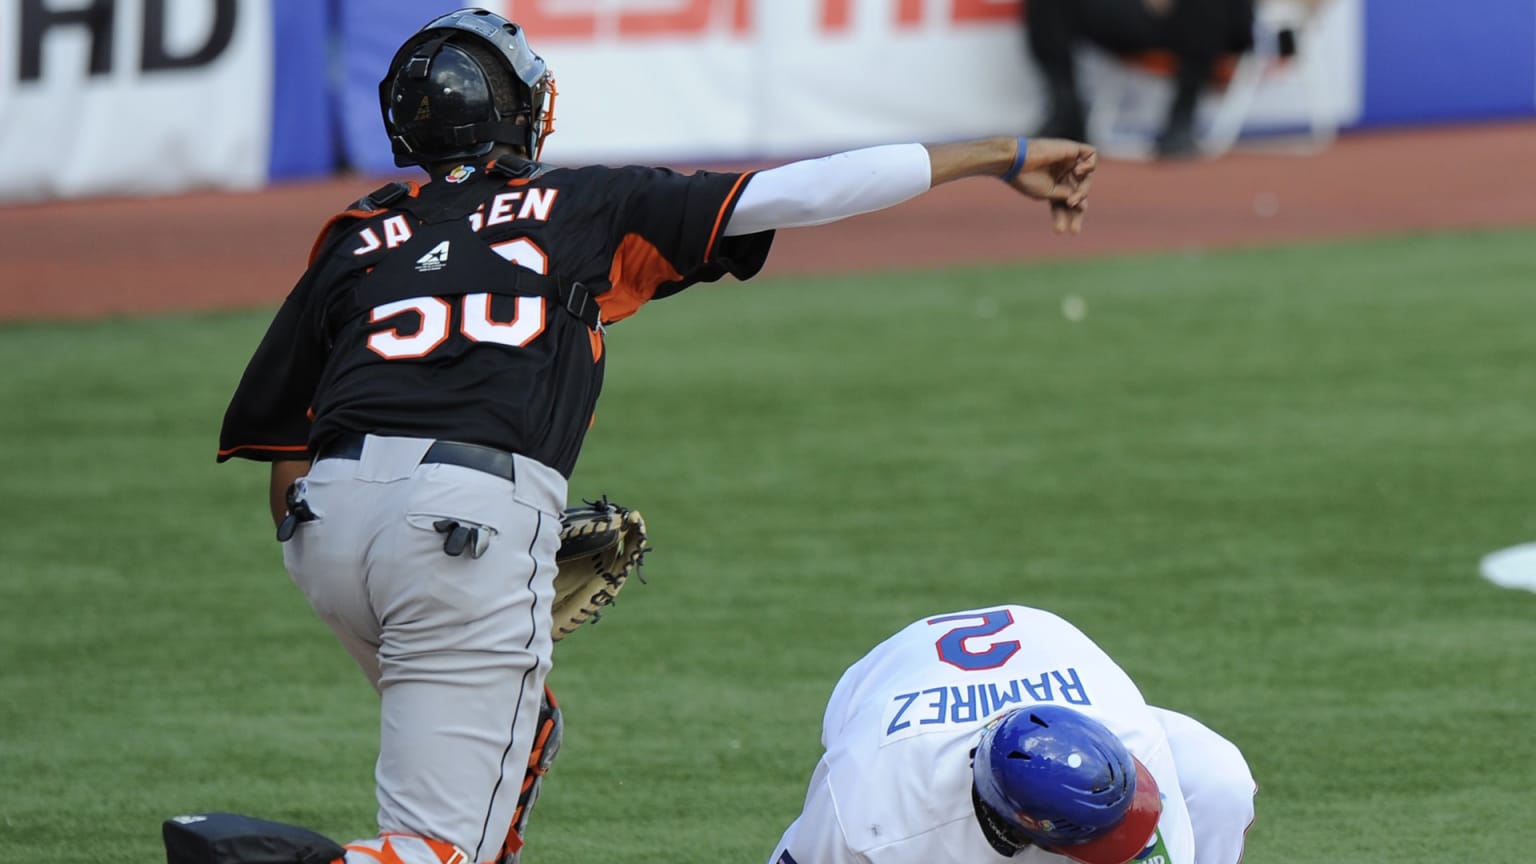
[768,605,1200,864]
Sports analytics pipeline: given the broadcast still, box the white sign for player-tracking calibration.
[0,0,272,201]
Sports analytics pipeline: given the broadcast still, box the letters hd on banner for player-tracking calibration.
[0,0,273,201]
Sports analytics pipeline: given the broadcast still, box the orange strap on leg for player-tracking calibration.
[496,685,563,864]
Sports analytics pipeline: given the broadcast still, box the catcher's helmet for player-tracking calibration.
[973,705,1162,864]
[379,8,557,168]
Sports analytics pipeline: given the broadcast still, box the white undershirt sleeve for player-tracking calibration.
[722,143,932,237]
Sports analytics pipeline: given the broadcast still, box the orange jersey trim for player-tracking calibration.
[308,209,377,265]
[217,443,310,458]
[704,171,754,261]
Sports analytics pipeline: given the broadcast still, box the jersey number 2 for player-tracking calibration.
[367,238,550,360]
[929,609,1019,671]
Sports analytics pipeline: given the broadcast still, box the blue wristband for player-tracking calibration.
[1000,137,1028,182]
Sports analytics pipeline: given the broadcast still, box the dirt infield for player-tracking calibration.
[3,121,1534,322]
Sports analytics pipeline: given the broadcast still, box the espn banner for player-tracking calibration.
[6,0,1533,202]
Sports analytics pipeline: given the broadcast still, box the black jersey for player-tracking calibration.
[218,160,773,477]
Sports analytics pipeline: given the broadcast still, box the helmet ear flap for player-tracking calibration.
[1056,759,1161,864]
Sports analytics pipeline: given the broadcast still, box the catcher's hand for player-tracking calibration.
[1002,138,1097,235]
[551,497,650,642]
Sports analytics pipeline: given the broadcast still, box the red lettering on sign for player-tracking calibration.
[821,0,851,30]
[951,0,1023,24]
[618,0,709,37]
[505,0,1014,39]
[819,0,937,32]
[730,0,752,34]
[506,0,749,39]
[505,1,598,40]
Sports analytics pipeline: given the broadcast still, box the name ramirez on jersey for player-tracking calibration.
[883,666,1090,740]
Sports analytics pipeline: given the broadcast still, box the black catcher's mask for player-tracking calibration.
[379,8,557,168]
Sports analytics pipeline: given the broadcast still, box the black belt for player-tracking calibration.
[316,434,516,482]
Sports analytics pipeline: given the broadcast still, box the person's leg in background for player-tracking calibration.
[1023,0,1167,142]
[1022,0,1088,140]
[1158,0,1253,157]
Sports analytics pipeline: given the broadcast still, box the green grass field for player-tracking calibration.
[2,228,1534,864]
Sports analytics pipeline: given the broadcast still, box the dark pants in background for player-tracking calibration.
[1025,0,1255,156]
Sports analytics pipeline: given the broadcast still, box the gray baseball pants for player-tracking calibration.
[281,434,566,864]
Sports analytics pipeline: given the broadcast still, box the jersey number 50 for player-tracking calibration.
[368,237,550,360]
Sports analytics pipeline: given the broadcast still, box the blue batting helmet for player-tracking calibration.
[972,705,1162,864]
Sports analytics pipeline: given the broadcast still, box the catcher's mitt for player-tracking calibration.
[551,497,649,642]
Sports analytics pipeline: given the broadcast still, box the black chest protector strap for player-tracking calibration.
[554,279,598,329]
[359,181,412,211]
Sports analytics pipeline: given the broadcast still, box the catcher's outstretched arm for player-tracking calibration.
[723,137,1096,237]
[723,143,933,234]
